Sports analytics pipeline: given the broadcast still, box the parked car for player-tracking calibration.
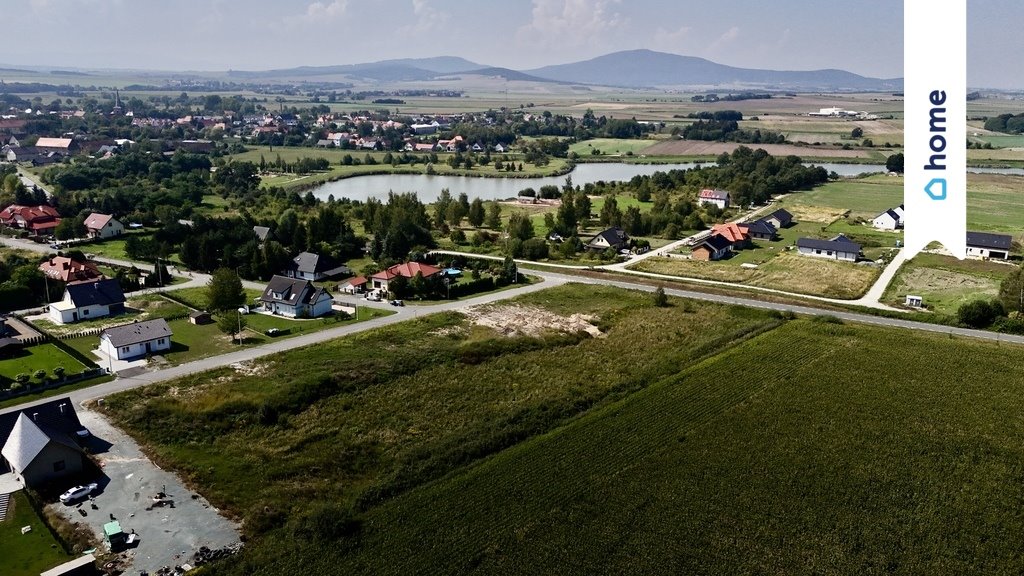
[389,299,404,307]
[60,483,99,504]
[265,328,285,337]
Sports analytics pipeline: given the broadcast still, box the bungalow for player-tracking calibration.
[966,231,1012,260]
[892,204,905,226]
[762,208,794,230]
[285,251,350,281]
[99,318,173,360]
[796,237,860,262]
[48,278,126,324]
[371,261,442,292]
[872,209,902,230]
[259,275,334,318]
[38,256,102,283]
[34,137,77,153]
[710,222,750,249]
[493,143,511,153]
[698,189,730,210]
[587,227,630,252]
[691,234,733,261]
[83,212,124,239]
[738,219,777,241]
[1,398,87,487]
[340,276,369,294]
[0,204,61,237]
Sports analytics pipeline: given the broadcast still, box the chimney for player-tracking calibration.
[32,412,39,421]
[59,403,66,414]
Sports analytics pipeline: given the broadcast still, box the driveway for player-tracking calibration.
[51,410,240,574]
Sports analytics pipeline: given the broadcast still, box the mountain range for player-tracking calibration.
[229,49,901,91]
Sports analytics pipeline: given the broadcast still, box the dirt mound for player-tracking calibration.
[463,304,602,338]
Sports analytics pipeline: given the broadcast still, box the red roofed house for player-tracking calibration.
[698,189,730,210]
[371,262,441,292]
[710,222,750,249]
[83,212,125,239]
[0,204,61,237]
[39,256,102,283]
[341,276,369,294]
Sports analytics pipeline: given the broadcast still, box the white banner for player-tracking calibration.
[904,0,967,260]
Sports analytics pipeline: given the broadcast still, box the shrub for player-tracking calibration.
[652,286,669,308]
[16,373,30,385]
[53,366,66,379]
[957,298,1003,329]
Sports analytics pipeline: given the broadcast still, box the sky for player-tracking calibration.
[3,0,1023,88]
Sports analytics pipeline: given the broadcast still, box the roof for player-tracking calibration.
[34,137,73,149]
[710,222,749,243]
[260,275,331,306]
[371,261,442,281]
[104,521,123,537]
[289,251,348,276]
[40,554,97,576]
[797,237,862,253]
[83,212,115,230]
[65,279,125,308]
[765,208,793,225]
[694,233,734,252]
[189,310,211,319]
[101,318,172,348]
[253,225,271,241]
[0,397,83,446]
[39,256,101,283]
[0,204,60,223]
[739,219,777,236]
[699,189,730,201]
[966,231,1013,250]
[829,234,858,245]
[589,227,629,246]
[875,209,900,221]
[1,412,81,473]
[344,276,368,287]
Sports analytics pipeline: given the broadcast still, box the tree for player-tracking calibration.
[999,265,1024,317]
[506,211,535,241]
[652,286,669,307]
[217,311,247,343]
[485,201,502,229]
[467,197,485,227]
[886,152,904,174]
[957,298,1003,328]
[850,127,864,138]
[206,267,245,312]
[388,275,410,299]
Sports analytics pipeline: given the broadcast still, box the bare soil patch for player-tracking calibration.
[463,304,603,338]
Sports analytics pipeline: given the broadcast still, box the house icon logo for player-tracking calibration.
[924,178,946,200]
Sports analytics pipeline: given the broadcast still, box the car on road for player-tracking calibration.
[60,483,99,504]
[389,299,404,307]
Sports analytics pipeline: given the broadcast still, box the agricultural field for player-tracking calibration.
[882,253,1015,314]
[631,251,881,299]
[567,138,661,157]
[335,319,1024,576]
[100,284,781,575]
[0,492,73,576]
[965,174,1024,238]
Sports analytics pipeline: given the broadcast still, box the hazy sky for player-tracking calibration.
[3,0,1022,88]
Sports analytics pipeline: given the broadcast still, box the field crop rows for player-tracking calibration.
[339,320,1024,576]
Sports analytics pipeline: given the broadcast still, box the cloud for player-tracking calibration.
[399,0,449,35]
[516,0,628,50]
[286,0,348,27]
[708,26,740,53]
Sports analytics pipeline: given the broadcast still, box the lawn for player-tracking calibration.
[882,253,1014,314]
[631,251,881,299]
[0,343,86,383]
[100,284,780,575]
[568,138,659,157]
[335,320,1024,576]
[32,294,189,337]
[0,492,73,576]
[165,287,265,311]
[783,173,902,219]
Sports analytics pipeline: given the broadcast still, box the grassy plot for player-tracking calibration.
[782,173,901,218]
[0,492,73,576]
[631,251,880,299]
[965,174,1024,237]
[32,294,189,336]
[101,285,779,575]
[0,343,86,382]
[882,253,1014,314]
[567,138,659,157]
[339,320,1024,576]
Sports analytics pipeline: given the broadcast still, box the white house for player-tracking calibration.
[83,212,125,239]
[587,227,630,251]
[285,251,350,282]
[259,275,334,318]
[99,318,173,360]
[698,189,730,210]
[48,279,126,324]
[872,209,901,231]
[796,237,861,262]
[966,231,1012,260]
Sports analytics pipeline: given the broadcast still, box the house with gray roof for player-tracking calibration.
[1,398,86,487]
[260,275,333,318]
[796,237,861,262]
[99,318,173,360]
[48,278,126,324]
[966,231,1013,260]
[284,251,350,281]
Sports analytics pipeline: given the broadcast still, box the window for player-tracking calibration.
[158,339,165,345]
[827,251,833,256]
[53,460,65,472]
[122,347,130,353]
[83,309,89,316]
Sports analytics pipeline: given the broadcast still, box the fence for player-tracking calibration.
[0,367,106,402]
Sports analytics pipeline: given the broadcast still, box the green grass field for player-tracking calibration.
[783,174,902,219]
[101,284,779,575]
[32,293,189,337]
[568,138,660,157]
[0,343,86,382]
[336,319,1024,576]
[882,253,1014,314]
[0,492,73,576]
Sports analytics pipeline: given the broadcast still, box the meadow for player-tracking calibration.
[882,253,1014,314]
[101,284,780,575]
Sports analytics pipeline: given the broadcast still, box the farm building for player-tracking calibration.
[0,398,87,488]
[83,212,124,239]
[872,209,902,230]
[371,262,441,292]
[691,234,733,261]
[710,223,750,249]
[966,231,1012,260]
[698,189,730,210]
[796,237,861,262]
[738,219,777,241]
[587,227,630,251]
[285,251,350,282]
[48,278,126,324]
[260,275,334,318]
[762,208,794,230]
[100,318,173,360]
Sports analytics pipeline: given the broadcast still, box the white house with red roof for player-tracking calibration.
[698,189,730,210]
[0,204,61,236]
[83,212,124,239]
[371,262,441,292]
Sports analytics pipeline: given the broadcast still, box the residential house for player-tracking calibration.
[710,222,750,249]
[38,256,102,283]
[690,234,733,261]
[493,143,511,153]
[340,276,369,294]
[796,237,861,262]
[253,226,272,243]
[872,209,902,230]
[698,189,730,210]
[0,204,61,236]
[48,278,126,324]
[34,137,77,153]
[738,219,777,241]
[259,275,334,318]
[587,227,630,252]
[762,208,794,230]
[285,251,350,281]
[892,204,906,226]
[83,212,124,239]
[966,231,1013,260]
[0,398,87,487]
[99,318,172,361]
[371,262,442,292]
